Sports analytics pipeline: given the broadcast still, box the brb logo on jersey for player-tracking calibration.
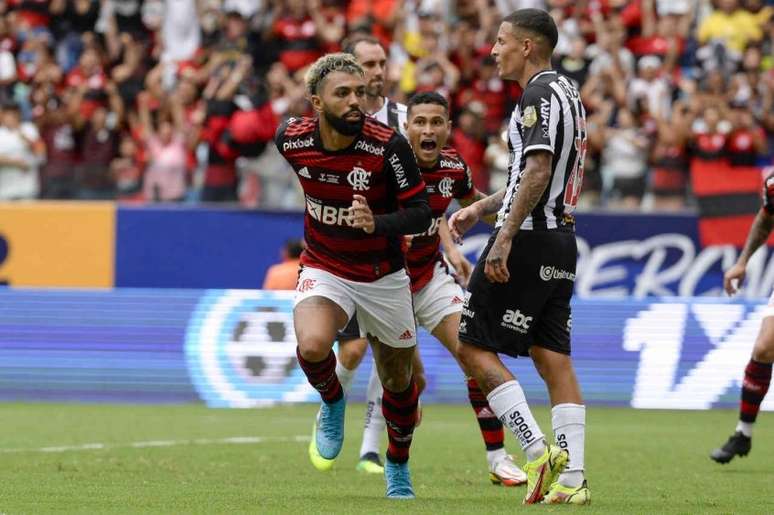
[348,166,371,191]
[185,290,317,407]
[438,176,454,198]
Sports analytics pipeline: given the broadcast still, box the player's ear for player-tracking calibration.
[309,94,323,114]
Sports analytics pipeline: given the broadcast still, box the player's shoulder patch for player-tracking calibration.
[362,116,395,143]
[522,105,538,128]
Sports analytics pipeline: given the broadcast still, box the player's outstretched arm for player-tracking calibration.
[725,208,774,295]
[448,189,505,242]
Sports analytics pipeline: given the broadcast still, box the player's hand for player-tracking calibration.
[350,194,375,234]
[724,261,747,296]
[485,233,512,283]
[447,250,473,288]
[448,204,481,243]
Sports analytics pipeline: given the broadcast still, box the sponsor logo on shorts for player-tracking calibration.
[399,329,414,340]
[462,291,475,318]
[347,166,371,191]
[283,137,314,152]
[504,410,536,447]
[501,309,532,334]
[297,279,317,293]
[458,320,467,333]
[539,265,576,282]
[355,140,385,156]
[438,176,454,198]
[566,314,572,331]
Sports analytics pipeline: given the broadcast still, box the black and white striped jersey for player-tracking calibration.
[496,70,587,231]
[371,97,408,137]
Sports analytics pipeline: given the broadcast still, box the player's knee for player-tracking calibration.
[456,341,479,373]
[752,341,774,363]
[381,369,412,393]
[338,339,367,368]
[296,334,334,362]
[412,370,427,394]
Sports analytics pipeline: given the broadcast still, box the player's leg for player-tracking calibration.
[336,318,368,393]
[355,270,420,499]
[529,346,590,505]
[428,308,524,486]
[357,361,386,473]
[457,232,567,504]
[294,268,355,471]
[458,341,564,504]
[711,315,774,464]
[529,232,589,505]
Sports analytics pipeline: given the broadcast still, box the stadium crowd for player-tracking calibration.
[0,0,771,210]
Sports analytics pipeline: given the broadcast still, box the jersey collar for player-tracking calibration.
[527,69,555,85]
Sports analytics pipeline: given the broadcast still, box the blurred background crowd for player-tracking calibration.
[0,0,771,211]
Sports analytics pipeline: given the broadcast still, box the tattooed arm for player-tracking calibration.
[484,151,552,283]
[724,209,774,295]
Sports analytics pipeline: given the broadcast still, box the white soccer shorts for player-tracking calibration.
[295,266,417,348]
[413,261,465,333]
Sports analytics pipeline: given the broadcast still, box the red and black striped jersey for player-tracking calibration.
[408,147,474,292]
[275,116,427,282]
[763,169,774,214]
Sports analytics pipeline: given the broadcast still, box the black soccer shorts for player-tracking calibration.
[458,228,576,358]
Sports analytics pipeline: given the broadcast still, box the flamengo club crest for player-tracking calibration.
[348,166,371,191]
[438,176,454,198]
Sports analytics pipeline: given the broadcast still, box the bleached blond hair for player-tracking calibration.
[304,53,365,96]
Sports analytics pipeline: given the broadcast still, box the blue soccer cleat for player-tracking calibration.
[308,397,346,470]
[384,459,415,499]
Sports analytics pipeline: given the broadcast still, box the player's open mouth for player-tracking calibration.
[420,140,437,150]
[345,112,362,121]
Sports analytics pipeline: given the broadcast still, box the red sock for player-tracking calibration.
[382,380,419,464]
[467,377,505,451]
[295,347,343,404]
[740,359,772,423]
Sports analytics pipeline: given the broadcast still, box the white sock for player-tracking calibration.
[736,420,754,438]
[359,362,385,458]
[553,403,586,488]
[486,447,507,468]
[487,380,546,461]
[335,361,356,393]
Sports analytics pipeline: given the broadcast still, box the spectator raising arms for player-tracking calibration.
[137,90,188,202]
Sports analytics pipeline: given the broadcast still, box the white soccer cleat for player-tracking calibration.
[489,454,527,486]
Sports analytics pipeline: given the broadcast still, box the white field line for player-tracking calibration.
[0,435,310,454]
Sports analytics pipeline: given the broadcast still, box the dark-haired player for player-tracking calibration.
[710,171,774,465]
[449,9,590,504]
[354,91,528,485]
[275,53,431,499]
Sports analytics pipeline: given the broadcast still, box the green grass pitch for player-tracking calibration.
[0,402,771,513]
